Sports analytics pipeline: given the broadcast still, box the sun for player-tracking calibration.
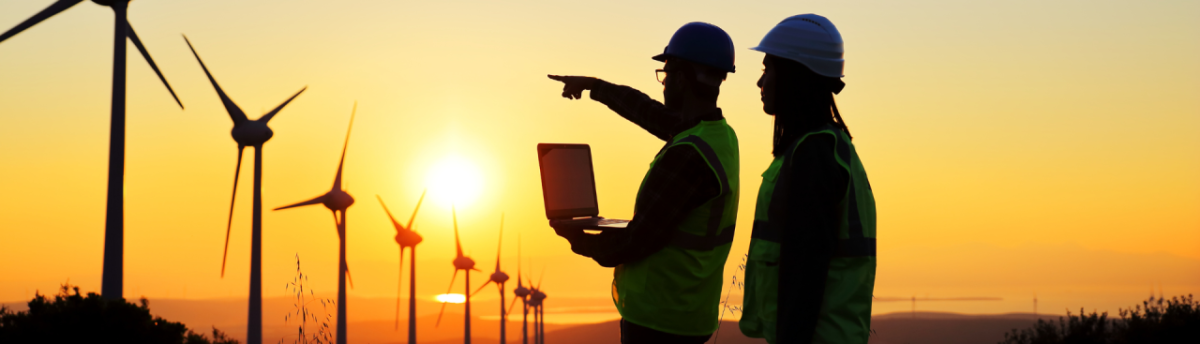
[435,293,466,304]
[426,156,484,207]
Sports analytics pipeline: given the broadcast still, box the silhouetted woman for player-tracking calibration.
[738,14,878,344]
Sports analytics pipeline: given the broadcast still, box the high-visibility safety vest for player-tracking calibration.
[739,126,876,344]
[612,119,740,336]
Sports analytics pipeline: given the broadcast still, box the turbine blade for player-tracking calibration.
[332,102,356,191]
[126,21,183,109]
[377,195,402,228]
[405,189,426,231]
[536,267,546,289]
[435,301,448,328]
[182,35,248,124]
[221,146,245,277]
[258,86,306,123]
[436,269,460,327]
[507,294,520,316]
[445,269,460,295]
[517,233,522,283]
[274,195,327,211]
[452,205,463,258]
[0,0,83,44]
[346,262,355,289]
[395,247,404,331]
[470,280,493,297]
[495,213,504,270]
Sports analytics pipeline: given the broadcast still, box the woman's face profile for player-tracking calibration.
[757,55,778,115]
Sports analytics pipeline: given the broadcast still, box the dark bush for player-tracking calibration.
[1000,294,1199,344]
[0,284,237,344]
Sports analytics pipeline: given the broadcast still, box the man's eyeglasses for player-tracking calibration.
[656,69,669,85]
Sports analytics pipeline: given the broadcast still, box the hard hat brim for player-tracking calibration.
[750,46,844,78]
[650,53,736,73]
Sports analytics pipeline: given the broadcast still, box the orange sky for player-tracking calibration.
[1,0,1197,324]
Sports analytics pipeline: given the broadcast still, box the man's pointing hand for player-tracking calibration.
[548,75,597,100]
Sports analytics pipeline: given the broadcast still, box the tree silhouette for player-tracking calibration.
[1000,294,1199,344]
[0,283,237,344]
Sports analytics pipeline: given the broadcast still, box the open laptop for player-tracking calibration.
[537,143,630,229]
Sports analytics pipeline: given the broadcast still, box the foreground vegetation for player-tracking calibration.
[1000,294,1199,344]
[0,284,237,344]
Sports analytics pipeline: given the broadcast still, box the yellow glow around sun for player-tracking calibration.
[436,293,466,304]
[426,156,484,207]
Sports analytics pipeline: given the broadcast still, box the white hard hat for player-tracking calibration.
[751,14,844,78]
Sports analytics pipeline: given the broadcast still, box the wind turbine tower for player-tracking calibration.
[1,0,185,301]
[509,236,531,344]
[274,104,359,344]
[471,214,510,344]
[437,206,479,344]
[378,191,426,344]
[529,272,547,344]
[184,36,305,344]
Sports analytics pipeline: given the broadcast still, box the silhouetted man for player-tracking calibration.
[547,22,741,344]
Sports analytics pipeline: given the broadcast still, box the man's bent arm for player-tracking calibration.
[590,80,691,141]
[557,145,720,267]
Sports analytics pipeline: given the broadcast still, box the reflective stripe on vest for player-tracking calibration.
[668,135,736,251]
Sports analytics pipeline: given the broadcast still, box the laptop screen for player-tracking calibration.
[537,144,600,219]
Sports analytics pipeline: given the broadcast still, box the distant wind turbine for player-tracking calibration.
[1,0,185,301]
[471,214,510,344]
[184,36,305,344]
[872,295,1002,319]
[274,104,359,344]
[509,235,531,344]
[378,191,426,344]
[528,271,547,344]
[436,206,479,344]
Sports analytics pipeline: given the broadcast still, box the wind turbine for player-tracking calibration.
[436,206,479,344]
[470,214,510,344]
[528,272,547,344]
[378,191,426,344]
[274,104,358,344]
[1,0,185,301]
[184,36,305,344]
[508,235,531,344]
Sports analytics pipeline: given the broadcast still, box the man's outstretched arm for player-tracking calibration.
[547,75,690,141]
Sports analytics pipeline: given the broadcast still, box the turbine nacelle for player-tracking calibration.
[514,284,531,298]
[324,189,355,211]
[490,271,510,284]
[394,230,423,247]
[231,121,273,146]
[453,256,476,271]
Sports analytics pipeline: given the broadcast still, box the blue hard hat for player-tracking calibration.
[652,22,736,73]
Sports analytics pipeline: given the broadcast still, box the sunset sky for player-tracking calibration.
[1,0,1197,327]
